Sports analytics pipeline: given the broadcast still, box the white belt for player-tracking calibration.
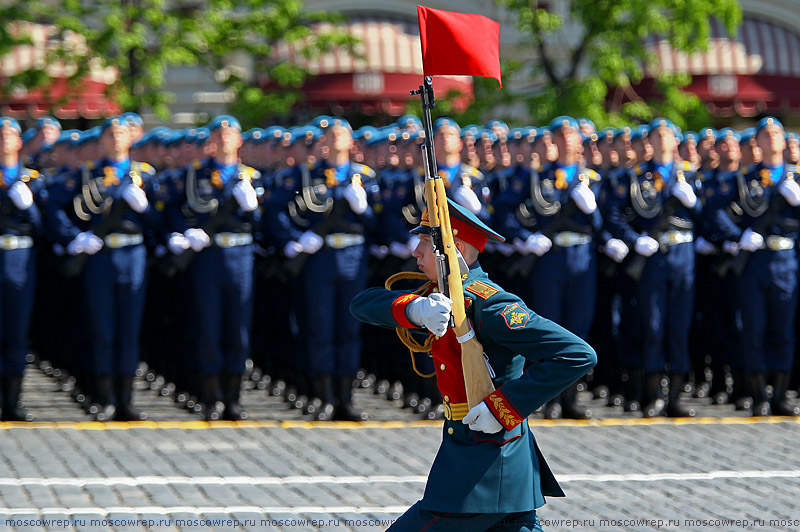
[765,235,795,251]
[553,232,591,247]
[214,232,253,248]
[104,233,144,249]
[325,233,365,249]
[658,230,693,247]
[0,235,33,250]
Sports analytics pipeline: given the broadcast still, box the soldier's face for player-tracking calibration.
[412,234,437,281]
[0,126,22,156]
[554,127,579,159]
[212,127,243,156]
[757,124,785,157]
[435,126,461,155]
[101,124,132,155]
[650,127,676,157]
[41,124,61,145]
[718,138,741,165]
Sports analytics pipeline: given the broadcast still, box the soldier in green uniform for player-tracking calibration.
[350,199,596,531]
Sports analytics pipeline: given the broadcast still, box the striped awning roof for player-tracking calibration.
[1,22,118,119]
[646,17,800,77]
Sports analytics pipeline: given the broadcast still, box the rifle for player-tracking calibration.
[624,174,686,282]
[412,76,495,409]
[61,197,129,278]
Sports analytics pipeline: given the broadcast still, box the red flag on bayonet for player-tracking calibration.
[417,5,502,87]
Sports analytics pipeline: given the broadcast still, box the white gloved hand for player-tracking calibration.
[121,184,148,213]
[389,241,412,259]
[604,238,629,263]
[671,180,697,208]
[634,235,659,257]
[83,231,103,255]
[233,180,259,212]
[722,241,739,256]
[369,244,389,259]
[739,228,764,252]
[66,232,88,255]
[452,185,482,214]
[167,232,190,255]
[525,232,552,256]
[299,230,324,254]
[405,292,453,337]
[185,228,211,252]
[778,179,800,207]
[343,183,368,214]
[8,181,34,211]
[283,240,303,259]
[694,236,716,256]
[462,401,503,434]
[569,182,597,214]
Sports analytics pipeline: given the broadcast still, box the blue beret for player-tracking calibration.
[682,131,697,144]
[55,129,81,146]
[485,119,509,133]
[121,112,143,127]
[165,130,186,147]
[263,126,285,143]
[578,117,596,132]
[207,115,241,132]
[0,117,22,134]
[21,128,36,144]
[365,130,387,147]
[756,116,783,134]
[632,125,650,140]
[313,116,351,132]
[461,124,480,139]
[195,127,210,144]
[478,129,498,143]
[699,127,716,141]
[398,130,419,143]
[599,127,615,141]
[507,128,524,143]
[548,116,579,133]
[786,131,799,143]
[613,126,633,141]
[396,114,422,128]
[101,115,129,132]
[648,117,681,136]
[434,117,460,134]
[354,125,378,142]
[36,116,61,131]
[739,128,755,143]
[715,128,741,145]
[382,127,401,144]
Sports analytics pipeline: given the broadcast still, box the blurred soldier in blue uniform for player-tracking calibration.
[163,115,261,421]
[0,117,44,421]
[495,116,616,419]
[351,199,596,531]
[20,116,61,171]
[734,117,800,416]
[277,117,378,421]
[606,118,701,418]
[66,116,156,421]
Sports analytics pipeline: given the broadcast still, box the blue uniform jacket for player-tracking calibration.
[0,164,44,239]
[736,163,800,238]
[350,263,597,513]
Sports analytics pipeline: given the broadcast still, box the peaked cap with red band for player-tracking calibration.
[410,197,505,252]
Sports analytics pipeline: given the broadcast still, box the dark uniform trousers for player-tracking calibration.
[0,247,36,375]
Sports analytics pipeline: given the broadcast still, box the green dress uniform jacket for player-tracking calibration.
[350,262,597,513]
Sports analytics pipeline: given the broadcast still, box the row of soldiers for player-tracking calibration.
[1,110,800,423]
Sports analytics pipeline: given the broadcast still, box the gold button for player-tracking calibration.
[440,364,446,371]
[447,427,454,435]
[443,395,449,402]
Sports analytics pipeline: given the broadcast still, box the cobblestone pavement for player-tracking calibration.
[1,363,799,531]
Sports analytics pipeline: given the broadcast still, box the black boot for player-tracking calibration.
[749,373,771,416]
[93,376,117,421]
[335,376,368,421]
[0,375,34,422]
[202,374,225,421]
[731,368,752,411]
[311,375,335,421]
[222,372,247,421]
[667,373,695,417]
[625,369,645,413]
[115,377,146,421]
[643,373,666,418]
[561,382,592,419]
[770,372,800,416]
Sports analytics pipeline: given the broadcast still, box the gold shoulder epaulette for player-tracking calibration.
[465,281,499,300]
[193,159,202,169]
[137,162,155,174]
[634,164,643,175]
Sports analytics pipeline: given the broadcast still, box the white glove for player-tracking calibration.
[671,180,697,208]
[694,236,716,256]
[343,183,368,214]
[283,240,303,258]
[452,185,482,214]
[512,238,529,255]
[405,293,453,337]
[722,241,739,256]
[462,401,503,434]
[233,180,258,212]
[569,182,597,214]
[525,232,552,256]
[121,184,148,213]
[299,230,324,254]
[167,232,190,255]
[604,238,629,263]
[739,228,764,252]
[496,242,515,257]
[66,232,87,255]
[779,179,800,207]
[634,235,659,257]
[406,235,420,255]
[185,228,211,252]
[8,181,34,211]
[389,241,412,259]
[84,232,103,255]
[369,244,389,259]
